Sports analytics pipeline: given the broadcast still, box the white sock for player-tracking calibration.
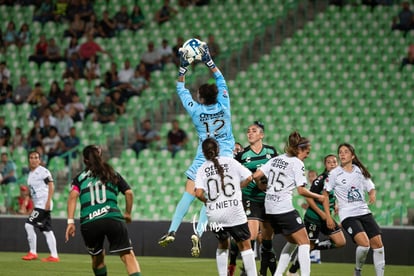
[373,247,385,276]
[43,231,58,258]
[298,244,311,276]
[240,249,257,276]
[216,248,228,276]
[24,223,37,254]
[275,242,297,276]
[355,246,370,270]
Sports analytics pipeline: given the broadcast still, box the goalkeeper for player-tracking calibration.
[158,42,235,258]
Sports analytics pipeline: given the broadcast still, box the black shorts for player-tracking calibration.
[26,208,53,232]
[267,210,305,236]
[214,222,251,243]
[81,218,133,256]
[304,217,341,241]
[242,196,266,221]
[341,213,382,242]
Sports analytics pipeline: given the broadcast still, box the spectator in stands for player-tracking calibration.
[65,93,85,122]
[64,37,80,61]
[104,61,120,89]
[64,51,83,80]
[0,76,13,105]
[29,94,49,121]
[64,13,85,39]
[131,119,161,157]
[0,31,5,53]
[400,44,414,70]
[207,33,220,60]
[12,75,32,105]
[111,89,126,115]
[166,119,188,157]
[0,152,17,185]
[65,0,81,22]
[130,5,145,31]
[0,116,11,147]
[85,85,105,118]
[392,1,414,37]
[47,80,61,105]
[84,12,100,38]
[127,67,149,97]
[141,41,162,72]
[10,126,24,152]
[172,36,184,67]
[136,61,151,82]
[53,0,69,23]
[32,0,55,24]
[55,107,73,139]
[84,54,100,86]
[41,126,63,163]
[117,59,135,93]
[3,21,18,50]
[61,126,80,164]
[95,95,116,124]
[39,107,57,130]
[78,0,94,22]
[17,23,31,50]
[154,0,178,25]
[46,38,64,65]
[0,61,11,81]
[98,10,116,38]
[79,33,111,64]
[27,119,43,149]
[8,185,34,215]
[27,82,44,106]
[56,81,75,110]
[114,5,130,32]
[28,33,48,68]
[159,39,174,67]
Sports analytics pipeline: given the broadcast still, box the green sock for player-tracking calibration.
[130,273,141,276]
[93,266,107,276]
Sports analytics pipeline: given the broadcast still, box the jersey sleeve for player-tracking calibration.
[70,175,81,193]
[324,169,337,192]
[194,165,206,191]
[258,158,272,177]
[176,81,199,115]
[293,159,307,187]
[310,173,326,194]
[235,160,252,181]
[117,173,131,194]
[364,178,375,192]
[214,70,230,109]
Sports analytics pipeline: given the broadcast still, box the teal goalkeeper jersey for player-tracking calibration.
[235,144,277,202]
[71,170,131,224]
[304,171,336,223]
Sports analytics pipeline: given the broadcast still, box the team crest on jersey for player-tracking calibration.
[347,186,362,202]
[296,217,303,224]
[347,227,353,235]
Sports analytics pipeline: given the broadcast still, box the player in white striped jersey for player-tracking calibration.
[195,138,257,276]
[22,151,59,262]
[323,143,384,276]
[252,131,324,276]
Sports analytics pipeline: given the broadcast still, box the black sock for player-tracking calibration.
[229,238,239,265]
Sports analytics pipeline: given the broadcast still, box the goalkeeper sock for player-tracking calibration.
[168,192,195,233]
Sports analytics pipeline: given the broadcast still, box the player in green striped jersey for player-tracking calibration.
[287,154,345,276]
[229,121,278,276]
[65,145,142,276]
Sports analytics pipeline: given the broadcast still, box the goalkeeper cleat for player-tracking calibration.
[191,234,201,257]
[158,231,176,247]
[22,252,38,261]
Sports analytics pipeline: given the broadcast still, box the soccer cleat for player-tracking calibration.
[158,231,176,247]
[286,272,299,276]
[228,264,236,276]
[354,268,362,276]
[239,265,247,276]
[191,234,201,257]
[22,252,38,261]
[41,256,60,262]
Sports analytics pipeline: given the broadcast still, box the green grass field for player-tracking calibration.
[0,252,411,276]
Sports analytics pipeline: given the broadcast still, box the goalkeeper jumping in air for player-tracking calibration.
[158,40,235,258]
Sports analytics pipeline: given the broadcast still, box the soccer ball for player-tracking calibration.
[181,38,205,64]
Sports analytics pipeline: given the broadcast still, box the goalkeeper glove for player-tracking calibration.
[200,43,216,69]
[178,48,190,77]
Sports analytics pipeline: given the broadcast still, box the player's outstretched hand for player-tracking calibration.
[178,47,190,76]
[199,43,216,69]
